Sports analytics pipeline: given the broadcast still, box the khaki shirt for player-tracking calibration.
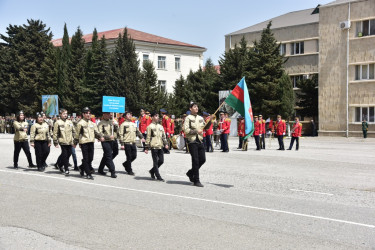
[119,120,143,145]
[13,121,29,142]
[30,122,51,143]
[145,122,167,149]
[183,114,208,143]
[98,119,118,141]
[53,119,76,146]
[74,119,102,145]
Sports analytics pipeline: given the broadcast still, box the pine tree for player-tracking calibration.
[277,73,295,119]
[244,22,285,116]
[57,23,71,112]
[0,43,12,114]
[202,58,220,113]
[0,19,53,115]
[168,75,189,116]
[296,74,318,120]
[40,45,58,97]
[106,28,141,113]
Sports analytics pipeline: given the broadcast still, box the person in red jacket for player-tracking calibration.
[160,109,171,154]
[139,109,152,151]
[203,112,214,152]
[253,116,263,150]
[288,117,302,151]
[275,115,286,150]
[219,111,230,152]
[259,115,266,149]
[237,116,245,149]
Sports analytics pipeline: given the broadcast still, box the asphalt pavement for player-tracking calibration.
[0,134,374,249]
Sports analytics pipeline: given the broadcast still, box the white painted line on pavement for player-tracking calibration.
[290,189,334,196]
[1,169,374,229]
[166,174,186,178]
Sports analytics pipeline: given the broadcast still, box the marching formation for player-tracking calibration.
[10,102,303,187]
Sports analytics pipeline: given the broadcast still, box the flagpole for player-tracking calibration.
[212,101,227,116]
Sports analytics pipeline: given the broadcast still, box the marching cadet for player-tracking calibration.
[362,118,368,138]
[6,118,12,134]
[288,116,302,150]
[53,109,75,175]
[74,107,104,180]
[184,102,211,187]
[259,115,266,149]
[0,116,5,133]
[275,115,286,150]
[97,112,118,178]
[119,111,145,175]
[237,116,245,149]
[139,109,152,151]
[160,109,171,154]
[181,112,189,153]
[169,115,175,149]
[203,112,213,152]
[30,112,52,171]
[13,111,36,169]
[144,111,169,181]
[253,116,263,150]
[219,111,230,152]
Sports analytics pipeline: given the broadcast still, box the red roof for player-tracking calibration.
[203,65,221,74]
[52,27,205,49]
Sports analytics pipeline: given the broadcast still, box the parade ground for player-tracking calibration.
[0,135,374,249]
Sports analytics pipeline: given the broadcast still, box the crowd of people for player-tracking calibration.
[6,102,306,188]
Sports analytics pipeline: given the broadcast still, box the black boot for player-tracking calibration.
[111,172,117,178]
[149,170,155,180]
[193,181,204,187]
[186,170,194,182]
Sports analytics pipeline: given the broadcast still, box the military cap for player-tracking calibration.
[17,111,24,116]
[238,115,243,119]
[186,111,191,115]
[150,111,158,117]
[259,114,263,117]
[219,110,224,115]
[35,112,43,118]
[254,115,258,118]
[189,101,197,108]
[202,112,210,116]
[160,108,167,113]
[82,107,91,113]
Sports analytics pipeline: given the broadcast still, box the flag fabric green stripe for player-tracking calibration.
[225,94,245,115]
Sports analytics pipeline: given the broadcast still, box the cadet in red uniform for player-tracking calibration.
[288,117,302,151]
[219,111,230,152]
[139,109,152,151]
[160,109,171,154]
[259,115,266,149]
[237,116,245,149]
[203,112,214,152]
[253,116,263,150]
[276,115,286,150]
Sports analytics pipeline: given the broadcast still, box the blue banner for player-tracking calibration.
[42,95,59,116]
[102,96,125,113]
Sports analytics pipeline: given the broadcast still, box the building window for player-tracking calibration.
[158,80,166,92]
[158,56,166,69]
[175,57,181,71]
[356,19,375,37]
[143,54,149,61]
[355,106,375,122]
[280,44,286,55]
[355,64,375,80]
[290,41,304,55]
[291,74,308,88]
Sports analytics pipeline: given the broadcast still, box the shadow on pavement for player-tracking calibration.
[166,180,192,186]
[133,176,154,181]
[207,182,234,188]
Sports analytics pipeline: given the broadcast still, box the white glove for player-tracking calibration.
[283,132,285,136]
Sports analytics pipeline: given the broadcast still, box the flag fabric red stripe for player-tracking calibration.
[230,85,244,103]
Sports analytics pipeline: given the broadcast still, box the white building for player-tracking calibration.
[52,27,206,93]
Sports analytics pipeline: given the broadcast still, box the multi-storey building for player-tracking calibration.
[52,27,206,93]
[225,0,374,137]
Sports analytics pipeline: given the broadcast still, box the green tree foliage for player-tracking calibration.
[0,19,53,115]
[106,28,141,114]
[40,45,58,97]
[277,73,295,119]
[296,74,318,120]
[244,22,286,116]
[168,75,189,116]
[0,43,12,114]
[139,60,167,113]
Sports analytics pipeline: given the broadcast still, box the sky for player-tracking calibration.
[0,0,333,64]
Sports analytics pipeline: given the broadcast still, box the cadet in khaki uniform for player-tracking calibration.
[0,116,5,133]
[97,112,118,178]
[53,109,75,175]
[119,111,145,175]
[30,112,51,171]
[144,112,169,181]
[74,107,104,179]
[184,102,211,187]
[13,111,36,169]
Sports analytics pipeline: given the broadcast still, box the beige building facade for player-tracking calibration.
[225,0,374,137]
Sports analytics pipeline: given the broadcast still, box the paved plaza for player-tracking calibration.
[0,134,374,249]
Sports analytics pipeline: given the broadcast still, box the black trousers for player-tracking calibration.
[289,136,299,150]
[81,143,94,175]
[238,136,243,149]
[204,135,213,152]
[57,146,77,168]
[99,141,118,173]
[260,133,265,149]
[254,135,260,150]
[220,133,229,152]
[124,143,137,172]
[187,142,206,182]
[142,133,147,150]
[34,140,50,169]
[151,148,164,178]
[14,141,33,166]
[277,135,285,149]
[363,130,367,138]
[60,145,72,171]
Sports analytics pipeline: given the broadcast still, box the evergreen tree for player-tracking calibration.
[244,22,285,116]
[40,45,58,97]
[277,73,295,119]
[0,19,53,115]
[106,28,141,113]
[168,75,189,116]
[202,58,220,113]
[296,74,318,120]
[0,43,12,114]
[57,23,71,112]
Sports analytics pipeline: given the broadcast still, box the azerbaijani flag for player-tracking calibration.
[225,77,254,139]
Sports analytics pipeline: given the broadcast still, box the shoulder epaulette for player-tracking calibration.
[171,119,174,123]
[282,120,285,123]
[263,120,266,123]
[226,118,231,122]
[165,116,169,120]
[145,115,149,119]
[299,123,302,127]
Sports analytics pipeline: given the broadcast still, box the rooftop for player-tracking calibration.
[52,27,205,49]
